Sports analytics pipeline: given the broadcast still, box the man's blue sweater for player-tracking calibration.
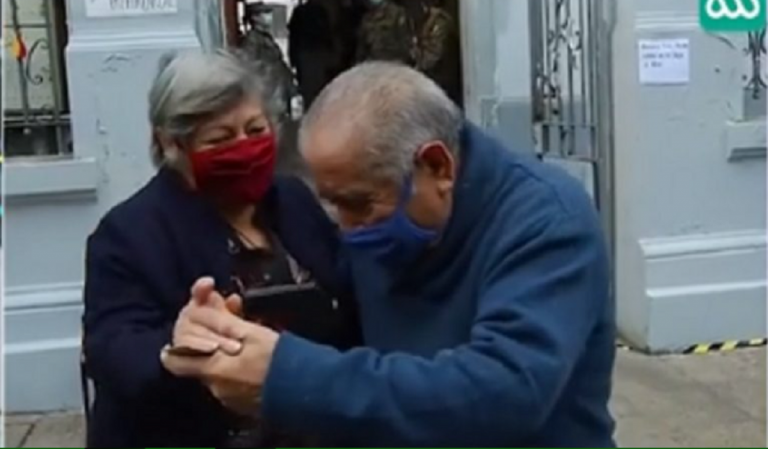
[262,123,616,447]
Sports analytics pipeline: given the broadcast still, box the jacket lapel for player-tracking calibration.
[153,169,233,289]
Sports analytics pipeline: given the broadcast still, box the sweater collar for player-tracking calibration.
[434,121,502,254]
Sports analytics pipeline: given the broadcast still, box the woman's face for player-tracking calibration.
[157,98,275,197]
[188,99,271,153]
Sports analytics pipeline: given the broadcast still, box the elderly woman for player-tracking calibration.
[82,50,358,448]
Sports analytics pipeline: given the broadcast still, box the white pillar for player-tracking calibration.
[460,0,535,152]
[65,0,203,206]
[5,0,222,412]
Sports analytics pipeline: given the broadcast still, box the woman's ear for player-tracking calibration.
[155,130,177,158]
[155,131,189,169]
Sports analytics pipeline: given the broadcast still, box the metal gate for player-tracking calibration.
[528,0,614,230]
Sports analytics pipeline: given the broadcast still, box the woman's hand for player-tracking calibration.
[170,277,245,356]
[162,302,279,416]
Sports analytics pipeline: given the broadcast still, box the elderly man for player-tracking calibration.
[163,62,616,447]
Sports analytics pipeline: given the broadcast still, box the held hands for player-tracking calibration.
[171,277,245,355]
[162,277,280,415]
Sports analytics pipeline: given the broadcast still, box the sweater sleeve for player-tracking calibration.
[261,212,609,446]
[82,218,194,401]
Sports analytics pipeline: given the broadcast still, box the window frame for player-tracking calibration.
[4,0,71,159]
[4,0,100,200]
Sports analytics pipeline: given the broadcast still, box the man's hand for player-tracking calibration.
[171,277,244,355]
[162,297,280,415]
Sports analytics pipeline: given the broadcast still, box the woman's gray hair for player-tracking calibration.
[148,48,286,167]
[299,61,463,182]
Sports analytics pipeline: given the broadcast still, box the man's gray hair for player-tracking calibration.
[148,49,285,167]
[299,61,463,182]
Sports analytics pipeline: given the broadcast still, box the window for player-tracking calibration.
[4,0,71,158]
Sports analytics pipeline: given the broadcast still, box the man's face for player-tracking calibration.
[303,124,457,232]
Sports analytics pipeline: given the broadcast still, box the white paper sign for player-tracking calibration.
[638,38,690,85]
[85,0,178,18]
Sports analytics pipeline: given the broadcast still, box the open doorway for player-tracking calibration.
[222,0,465,111]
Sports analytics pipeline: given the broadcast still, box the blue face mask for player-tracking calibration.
[341,177,438,266]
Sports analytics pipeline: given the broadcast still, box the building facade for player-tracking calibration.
[4,0,765,412]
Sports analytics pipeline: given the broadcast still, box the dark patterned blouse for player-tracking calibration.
[222,226,322,448]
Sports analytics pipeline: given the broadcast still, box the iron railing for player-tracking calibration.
[4,0,71,157]
[528,0,616,262]
[744,29,766,118]
[529,0,602,160]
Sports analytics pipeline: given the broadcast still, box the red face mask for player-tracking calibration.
[189,134,277,204]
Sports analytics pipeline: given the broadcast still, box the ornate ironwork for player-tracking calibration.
[745,29,766,100]
[530,0,598,158]
[25,37,52,87]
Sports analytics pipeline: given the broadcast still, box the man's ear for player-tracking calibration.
[415,142,456,198]
[416,141,455,179]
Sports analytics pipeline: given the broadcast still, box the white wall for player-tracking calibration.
[611,0,766,351]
